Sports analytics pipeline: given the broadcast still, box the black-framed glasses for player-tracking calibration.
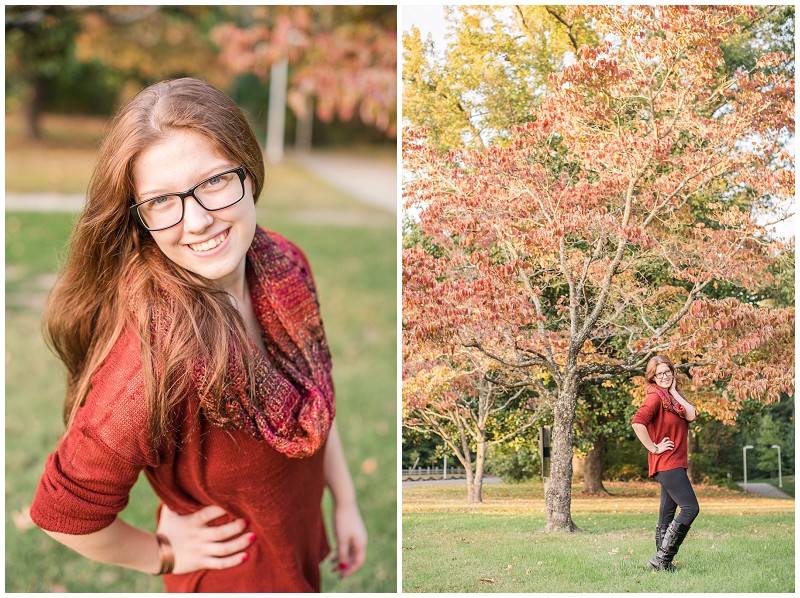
[654,371,674,379]
[130,166,246,231]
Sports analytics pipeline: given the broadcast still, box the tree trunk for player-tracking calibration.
[583,435,610,495]
[687,427,701,484]
[25,76,47,140]
[460,424,478,503]
[471,438,487,503]
[545,375,580,531]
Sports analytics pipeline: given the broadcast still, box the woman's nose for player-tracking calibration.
[182,195,214,233]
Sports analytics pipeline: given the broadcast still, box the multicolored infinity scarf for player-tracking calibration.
[647,383,686,419]
[185,226,335,458]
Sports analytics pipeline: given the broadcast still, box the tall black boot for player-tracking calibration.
[648,520,690,571]
[654,523,670,552]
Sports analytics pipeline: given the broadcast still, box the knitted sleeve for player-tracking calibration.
[31,327,158,535]
[631,392,661,427]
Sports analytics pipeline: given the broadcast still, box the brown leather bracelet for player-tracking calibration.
[155,533,175,575]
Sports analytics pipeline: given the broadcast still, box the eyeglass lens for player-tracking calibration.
[655,371,673,379]
[137,170,244,230]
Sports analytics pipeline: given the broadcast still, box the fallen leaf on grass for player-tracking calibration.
[609,547,619,555]
[479,578,495,583]
[50,584,68,593]
[12,506,34,531]
[360,457,377,475]
[525,569,532,575]
[506,564,513,570]
[624,548,633,560]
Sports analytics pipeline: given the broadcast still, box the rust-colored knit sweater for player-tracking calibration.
[631,389,689,478]
[32,326,329,592]
[31,237,331,592]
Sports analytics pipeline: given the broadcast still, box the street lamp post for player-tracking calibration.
[771,445,782,488]
[743,445,754,489]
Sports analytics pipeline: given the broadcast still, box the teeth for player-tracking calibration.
[189,230,228,252]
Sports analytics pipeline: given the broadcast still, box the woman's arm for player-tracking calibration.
[671,379,697,422]
[42,505,252,575]
[45,518,162,574]
[323,421,367,578]
[632,423,674,455]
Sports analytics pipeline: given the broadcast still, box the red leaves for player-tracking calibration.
[403,6,794,427]
[676,298,795,417]
[211,7,396,137]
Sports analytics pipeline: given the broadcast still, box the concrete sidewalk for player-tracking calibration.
[5,192,85,212]
[6,150,398,214]
[289,150,396,214]
[402,476,502,487]
[737,482,792,499]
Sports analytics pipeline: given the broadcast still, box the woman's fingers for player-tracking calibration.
[192,504,230,525]
[157,505,255,574]
[205,531,256,557]
[203,517,249,542]
[202,550,250,570]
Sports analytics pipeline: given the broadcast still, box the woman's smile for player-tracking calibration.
[186,228,231,254]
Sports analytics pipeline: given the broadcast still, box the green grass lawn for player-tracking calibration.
[402,482,794,593]
[5,145,397,592]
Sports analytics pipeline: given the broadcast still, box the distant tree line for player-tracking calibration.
[5,5,396,146]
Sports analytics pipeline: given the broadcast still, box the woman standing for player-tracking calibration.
[30,78,367,592]
[631,355,698,571]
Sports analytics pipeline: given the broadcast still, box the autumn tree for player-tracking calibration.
[212,6,397,139]
[74,6,235,94]
[403,6,794,531]
[5,6,83,139]
[403,351,541,503]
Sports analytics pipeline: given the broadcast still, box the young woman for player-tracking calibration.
[631,355,698,571]
[30,78,367,592]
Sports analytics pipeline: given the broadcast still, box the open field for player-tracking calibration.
[6,113,396,592]
[402,481,794,593]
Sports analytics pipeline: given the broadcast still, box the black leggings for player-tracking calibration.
[654,467,699,527]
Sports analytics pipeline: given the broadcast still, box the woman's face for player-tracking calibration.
[133,129,257,295]
[654,362,674,389]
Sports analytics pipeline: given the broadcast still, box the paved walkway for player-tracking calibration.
[5,192,85,212]
[737,482,792,499]
[402,476,502,487]
[289,150,396,213]
[5,151,397,214]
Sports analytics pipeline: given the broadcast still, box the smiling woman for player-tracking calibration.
[631,355,698,572]
[29,78,367,593]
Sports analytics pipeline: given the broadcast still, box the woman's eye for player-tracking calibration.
[207,175,223,186]
[144,196,175,212]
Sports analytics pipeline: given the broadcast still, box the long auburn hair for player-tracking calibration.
[644,355,681,392]
[44,78,266,446]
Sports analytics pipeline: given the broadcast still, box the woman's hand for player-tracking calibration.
[330,501,367,578]
[157,504,254,574]
[653,436,674,455]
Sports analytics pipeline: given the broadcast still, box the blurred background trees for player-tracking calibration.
[6,5,396,149]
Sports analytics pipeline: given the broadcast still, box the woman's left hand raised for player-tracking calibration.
[330,501,367,578]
